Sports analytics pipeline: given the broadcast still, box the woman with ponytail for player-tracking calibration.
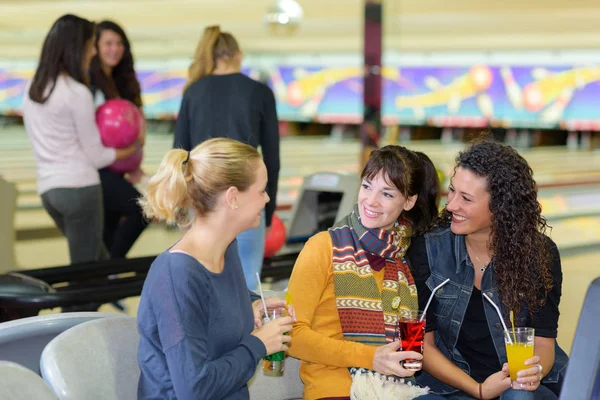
[137,138,295,399]
[173,25,280,291]
[286,146,444,400]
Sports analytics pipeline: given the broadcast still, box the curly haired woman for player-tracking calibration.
[406,138,568,400]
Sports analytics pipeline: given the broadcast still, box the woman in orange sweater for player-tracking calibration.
[287,145,445,400]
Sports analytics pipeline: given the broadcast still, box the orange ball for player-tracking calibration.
[469,65,493,92]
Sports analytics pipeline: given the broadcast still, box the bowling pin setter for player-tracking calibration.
[500,67,523,110]
[581,131,592,150]
[566,131,579,151]
[541,88,574,124]
[441,127,453,144]
[505,129,518,146]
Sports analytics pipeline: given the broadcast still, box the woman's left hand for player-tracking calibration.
[512,355,543,391]
[252,298,296,327]
[125,168,144,185]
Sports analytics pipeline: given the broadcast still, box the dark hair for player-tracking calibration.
[435,138,553,315]
[361,145,440,235]
[29,14,95,104]
[89,20,142,107]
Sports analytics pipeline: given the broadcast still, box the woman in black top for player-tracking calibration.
[406,139,568,400]
[173,25,280,291]
[89,20,149,259]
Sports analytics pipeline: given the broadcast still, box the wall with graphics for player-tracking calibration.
[2,53,600,130]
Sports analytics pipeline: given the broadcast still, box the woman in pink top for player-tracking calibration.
[23,14,138,264]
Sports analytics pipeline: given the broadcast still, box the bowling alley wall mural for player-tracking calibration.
[2,63,600,130]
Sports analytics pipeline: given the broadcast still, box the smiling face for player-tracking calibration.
[447,167,493,238]
[358,171,417,230]
[235,160,269,230]
[97,29,125,68]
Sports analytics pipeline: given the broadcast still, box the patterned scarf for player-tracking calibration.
[329,203,419,345]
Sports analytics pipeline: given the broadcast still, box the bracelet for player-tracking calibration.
[479,383,483,400]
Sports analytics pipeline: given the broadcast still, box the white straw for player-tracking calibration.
[482,293,513,345]
[256,272,270,322]
[420,278,451,322]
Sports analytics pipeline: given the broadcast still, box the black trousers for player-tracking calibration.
[99,168,149,259]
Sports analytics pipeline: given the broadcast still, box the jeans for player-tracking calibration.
[236,210,265,291]
[99,168,149,259]
[41,185,108,264]
[441,384,557,400]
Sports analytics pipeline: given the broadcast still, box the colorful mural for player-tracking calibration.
[2,63,600,130]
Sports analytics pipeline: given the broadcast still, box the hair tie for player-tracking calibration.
[182,151,191,165]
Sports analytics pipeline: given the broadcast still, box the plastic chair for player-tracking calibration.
[40,315,140,400]
[0,312,117,374]
[0,360,58,400]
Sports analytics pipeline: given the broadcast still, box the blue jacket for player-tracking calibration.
[410,226,568,395]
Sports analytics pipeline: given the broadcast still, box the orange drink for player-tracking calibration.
[504,327,535,381]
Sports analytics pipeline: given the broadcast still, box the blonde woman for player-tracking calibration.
[137,138,294,399]
[173,25,280,291]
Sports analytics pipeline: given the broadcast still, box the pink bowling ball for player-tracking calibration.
[96,99,143,173]
[96,99,141,148]
[109,148,144,174]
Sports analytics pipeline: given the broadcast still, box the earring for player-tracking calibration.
[231,205,239,210]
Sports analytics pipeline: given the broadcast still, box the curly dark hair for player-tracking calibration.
[89,21,142,107]
[435,138,553,316]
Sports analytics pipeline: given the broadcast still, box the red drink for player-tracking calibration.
[396,311,425,370]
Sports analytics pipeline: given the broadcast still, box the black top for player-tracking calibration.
[173,73,280,226]
[455,286,502,382]
[407,234,563,380]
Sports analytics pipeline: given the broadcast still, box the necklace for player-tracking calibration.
[466,244,491,273]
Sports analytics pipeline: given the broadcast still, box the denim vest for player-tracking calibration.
[415,226,569,395]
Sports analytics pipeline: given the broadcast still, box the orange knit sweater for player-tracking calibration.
[287,232,386,400]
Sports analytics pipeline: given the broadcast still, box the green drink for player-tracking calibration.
[262,308,287,376]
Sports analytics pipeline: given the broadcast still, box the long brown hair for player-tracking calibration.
[434,138,553,316]
[185,25,240,90]
[29,14,95,104]
[89,20,142,107]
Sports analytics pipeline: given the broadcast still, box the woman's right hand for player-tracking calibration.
[480,363,511,399]
[115,141,140,160]
[251,315,293,356]
[372,341,422,378]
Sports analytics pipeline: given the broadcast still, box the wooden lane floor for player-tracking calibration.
[5,128,600,237]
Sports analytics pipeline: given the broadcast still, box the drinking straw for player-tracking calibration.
[419,278,451,322]
[256,272,270,322]
[510,310,517,343]
[483,293,513,345]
